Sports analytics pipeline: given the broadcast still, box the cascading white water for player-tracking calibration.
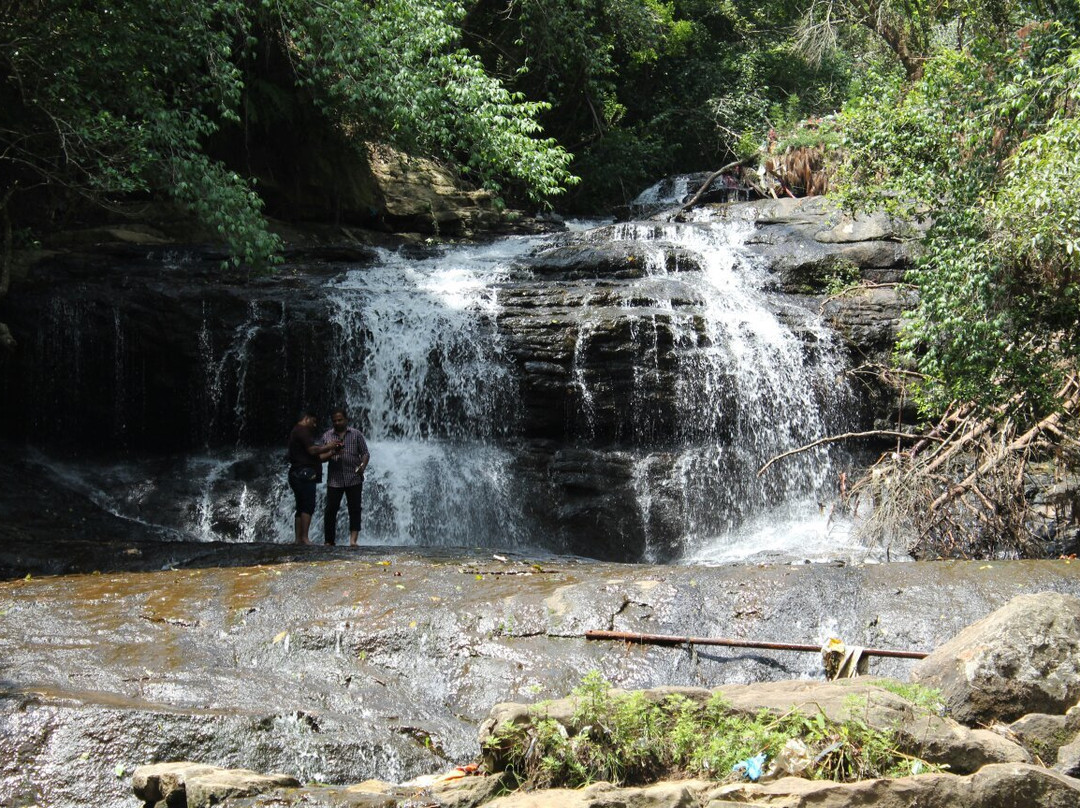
[29,215,867,561]
[298,217,863,560]
[317,237,538,548]
[583,220,857,562]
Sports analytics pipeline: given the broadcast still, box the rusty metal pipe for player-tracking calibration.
[584,629,928,659]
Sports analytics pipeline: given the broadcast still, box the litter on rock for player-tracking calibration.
[732,752,767,781]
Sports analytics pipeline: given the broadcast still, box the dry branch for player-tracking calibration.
[757,429,928,477]
[669,159,753,220]
[847,371,1080,560]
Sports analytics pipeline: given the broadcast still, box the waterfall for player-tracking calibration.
[6,214,869,562]
[565,219,859,562]
[315,238,536,548]
[300,218,861,560]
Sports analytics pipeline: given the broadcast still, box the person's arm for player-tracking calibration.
[307,430,340,460]
[355,433,370,474]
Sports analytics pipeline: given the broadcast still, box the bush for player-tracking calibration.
[486,671,933,790]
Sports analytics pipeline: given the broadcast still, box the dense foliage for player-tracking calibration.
[834,18,1080,416]
[819,4,1080,560]
[464,0,854,209]
[0,0,575,266]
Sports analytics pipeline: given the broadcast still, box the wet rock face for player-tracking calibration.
[0,247,354,452]
[0,197,915,561]
[3,540,1080,807]
[0,199,909,454]
[728,196,923,361]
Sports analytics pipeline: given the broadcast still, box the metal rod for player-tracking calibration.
[584,629,928,659]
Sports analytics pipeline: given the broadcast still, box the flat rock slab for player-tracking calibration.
[3,548,1080,807]
[466,765,1080,808]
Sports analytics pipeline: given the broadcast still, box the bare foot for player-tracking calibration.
[295,538,311,545]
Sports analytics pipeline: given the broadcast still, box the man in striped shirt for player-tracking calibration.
[320,408,371,546]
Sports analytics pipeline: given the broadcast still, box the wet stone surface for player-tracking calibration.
[3,509,1080,807]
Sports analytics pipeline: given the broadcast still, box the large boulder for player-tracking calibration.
[911,592,1080,726]
[366,144,501,235]
[1005,710,1080,769]
[483,780,711,808]
[132,761,298,808]
[467,765,1080,808]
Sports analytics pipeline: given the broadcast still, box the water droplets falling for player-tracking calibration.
[324,240,536,547]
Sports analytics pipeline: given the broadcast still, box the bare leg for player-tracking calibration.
[295,512,313,544]
[344,484,363,547]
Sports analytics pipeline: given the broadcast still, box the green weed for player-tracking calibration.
[486,673,936,790]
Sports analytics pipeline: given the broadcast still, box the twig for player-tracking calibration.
[757,430,929,477]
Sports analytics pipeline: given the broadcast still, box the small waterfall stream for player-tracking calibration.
[8,213,871,562]
[321,237,534,548]
[559,217,858,561]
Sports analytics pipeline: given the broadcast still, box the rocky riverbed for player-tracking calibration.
[3,493,1080,808]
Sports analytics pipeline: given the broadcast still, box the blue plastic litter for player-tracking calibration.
[732,752,767,781]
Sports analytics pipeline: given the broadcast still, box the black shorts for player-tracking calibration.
[288,470,318,515]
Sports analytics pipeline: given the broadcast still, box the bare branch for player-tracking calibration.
[669,158,754,220]
[757,429,929,476]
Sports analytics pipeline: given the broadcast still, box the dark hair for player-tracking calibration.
[298,407,316,421]
[331,407,348,419]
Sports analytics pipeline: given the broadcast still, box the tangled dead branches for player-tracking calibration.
[846,374,1080,559]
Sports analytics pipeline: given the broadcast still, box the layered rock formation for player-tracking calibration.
[0,195,917,560]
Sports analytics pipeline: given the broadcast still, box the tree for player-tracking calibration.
[0,0,575,268]
[0,0,578,352]
[835,21,1080,414]
[463,0,853,210]
[830,15,1080,558]
[795,0,1026,80]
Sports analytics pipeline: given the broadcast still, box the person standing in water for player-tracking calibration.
[320,407,370,546]
[286,409,341,544]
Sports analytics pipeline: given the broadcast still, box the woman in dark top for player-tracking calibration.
[287,409,341,544]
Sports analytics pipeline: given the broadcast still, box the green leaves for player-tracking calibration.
[834,19,1080,418]
[492,674,928,790]
[1,0,576,264]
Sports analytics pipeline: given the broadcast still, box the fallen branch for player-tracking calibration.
[757,430,929,477]
[669,158,753,220]
[585,630,928,659]
[930,408,1067,511]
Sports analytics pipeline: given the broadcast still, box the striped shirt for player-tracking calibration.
[319,426,369,489]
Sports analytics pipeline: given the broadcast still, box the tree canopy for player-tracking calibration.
[0,0,576,267]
